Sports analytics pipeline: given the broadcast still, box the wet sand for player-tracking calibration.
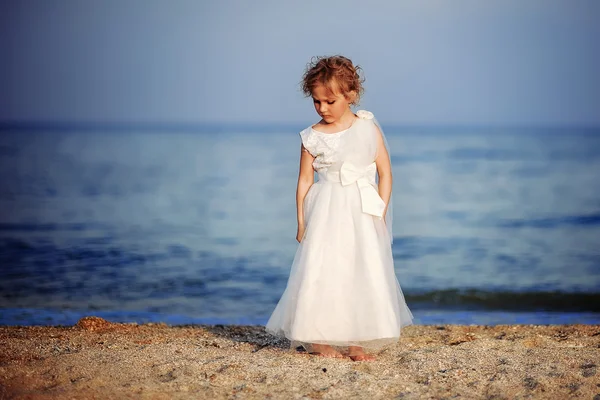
[1,317,599,399]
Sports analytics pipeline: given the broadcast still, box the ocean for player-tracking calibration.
[1,124,599,326]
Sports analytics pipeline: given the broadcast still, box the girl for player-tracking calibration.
[265,55,413,361]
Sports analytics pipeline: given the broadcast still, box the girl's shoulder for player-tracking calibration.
[299,125,313,140]
[299,126,318,155]
[356,110,375,121]
[355,110,378,135]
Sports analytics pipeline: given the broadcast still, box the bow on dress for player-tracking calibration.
[339,161,386,218]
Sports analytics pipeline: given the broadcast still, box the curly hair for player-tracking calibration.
[301,55,365,105]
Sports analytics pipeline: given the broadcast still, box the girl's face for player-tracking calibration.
[311,82,355,124]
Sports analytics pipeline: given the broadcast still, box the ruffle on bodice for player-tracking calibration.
[299,110,376,172]
[299,128,345,171]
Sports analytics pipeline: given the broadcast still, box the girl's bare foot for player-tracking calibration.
[348,346,376,361]
[309,344,344,358]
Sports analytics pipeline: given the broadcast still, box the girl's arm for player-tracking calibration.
[374,126,392,220]
[296,144,315,242]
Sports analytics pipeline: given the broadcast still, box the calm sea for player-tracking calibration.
[1,124,599,326]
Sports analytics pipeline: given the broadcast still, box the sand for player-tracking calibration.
[0,316,599,399]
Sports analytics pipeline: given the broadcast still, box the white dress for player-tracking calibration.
[265,110,413,352]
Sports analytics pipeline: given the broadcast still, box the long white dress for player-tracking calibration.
[265,110,413,352]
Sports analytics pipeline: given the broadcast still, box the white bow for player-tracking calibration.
[340,162,386,218]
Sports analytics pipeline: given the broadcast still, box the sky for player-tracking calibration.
[1,0,599,126]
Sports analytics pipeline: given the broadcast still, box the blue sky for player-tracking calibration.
[1,0,599,126]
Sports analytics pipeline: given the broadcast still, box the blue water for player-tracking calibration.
[1,125,599,326]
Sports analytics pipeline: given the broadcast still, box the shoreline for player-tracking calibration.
[2,307,599,327]
[1,317,599,399]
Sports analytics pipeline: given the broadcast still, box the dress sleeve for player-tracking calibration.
[299,128,318,157]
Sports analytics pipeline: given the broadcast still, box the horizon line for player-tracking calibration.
[1,119,599,133]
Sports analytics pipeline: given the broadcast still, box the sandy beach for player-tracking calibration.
[0,317,598,399]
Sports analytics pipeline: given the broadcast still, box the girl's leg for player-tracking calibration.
[309,343,344,358]
[348,346,376,361]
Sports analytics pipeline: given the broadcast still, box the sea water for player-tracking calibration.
[0,125,599,326]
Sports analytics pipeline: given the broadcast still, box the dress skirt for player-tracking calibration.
[265,171,413,352]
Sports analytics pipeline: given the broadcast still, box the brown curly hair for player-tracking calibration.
[301,55,364,105]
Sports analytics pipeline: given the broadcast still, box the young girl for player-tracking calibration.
[265,55,413,361]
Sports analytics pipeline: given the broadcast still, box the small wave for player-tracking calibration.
[405,289,600,312]
[448,147,529,161]
[0,222,106,232]
[497,213,600,228]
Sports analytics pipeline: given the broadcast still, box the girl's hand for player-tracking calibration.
[296,225,305,243]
